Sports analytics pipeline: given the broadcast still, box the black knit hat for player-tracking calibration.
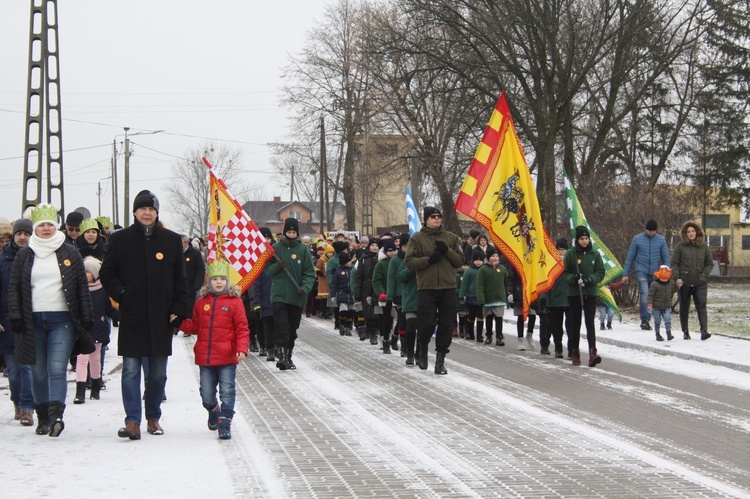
[469,230,481,240]
[555,237,569,250]
[338,251,352,266]
[575,225,590,240]
[283,217,299,236]
[423,206,442,223]
[259,227,273,239]
[471,249,485,262]
[382,238,397,252]
[133,190,159,213]
[645,219,658,231]
[399,233,410,247]
[332,241,349,254]
[65,211,84,227]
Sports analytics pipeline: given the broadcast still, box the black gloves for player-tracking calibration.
[435,240,448,255]
[297,288,306,297]
[276,259,286,270]
[170,316,184,329]
[10,319,24,333]
[427,251,442,265]
[581,276,593,286]
[573,272,582,281]
[82,320,94,332]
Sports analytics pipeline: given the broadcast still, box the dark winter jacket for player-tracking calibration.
[403,225,464,290]
[251,270,274,319]
[372,255,392,300]
[542,249,570,309]
[0,242,20,355]
[458,263,481,306]
[562,241,605,297]
[179,286,250,366]
[647,279,676,310]
[476,263,509,306]
[331,265,354,305]
[9,241,94,365]
[354,250,378,302]
[184,245,206,295]
[670,221,713,287]
[397,262,418,314]
[265,237,315,308]
[623,231,670,276]
[386,250,405,303]
[88,281,119,344]
[100,220,189,358]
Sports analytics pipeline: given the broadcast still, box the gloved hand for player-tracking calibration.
[331,297,337,305]
[378,293,387,303]
[459,297,466,305]
[366,296,372,305]
[276,259,286,270]
[435,240,448,255]
[315,268,324,276]
[506,294,514,306]
[578,277,585,287]
[296,288,306,297]
[581,276,592,286]
[573,272,582,281]
[82,320,94,332]
[427,251,442,265]
[11,319,24,332]
[170,316,184,329]
[647,305,653,314]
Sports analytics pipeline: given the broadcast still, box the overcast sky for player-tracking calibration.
[0,1,330,229]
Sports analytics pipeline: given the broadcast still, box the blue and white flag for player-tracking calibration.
[405,188,421,235]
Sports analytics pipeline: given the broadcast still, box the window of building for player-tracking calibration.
[705,214,730,229]
[743,235,750,251]
[290,211,301,220]
[707,235,730,247]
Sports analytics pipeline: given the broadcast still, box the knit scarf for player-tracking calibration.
[89,280,103,292]
[28,231,66,258]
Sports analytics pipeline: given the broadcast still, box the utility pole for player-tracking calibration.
[123,127,131,227]
[112,138,118,226]
[320,117,326,233]
[97,181,102,216]
[290,164,295,206]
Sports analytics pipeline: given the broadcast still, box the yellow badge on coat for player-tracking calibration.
[203,304,210,312]
[291,254,297,259]
[156,252,164,260]
[577,259,581,264]
[186,257,191,262]
[63,259,71,266]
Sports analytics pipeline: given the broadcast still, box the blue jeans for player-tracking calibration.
[636,273,654,321]
[199,364,237,419]
[31,312,76,404]
[122,356,168,424]
[4,353,35,410]
[597,305,615,325]
[652,308,671,334]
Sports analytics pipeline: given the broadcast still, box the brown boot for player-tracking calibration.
[147,419,164,435]
[118,422,141,440]
[572,349,581,366]
[588,347,602,367]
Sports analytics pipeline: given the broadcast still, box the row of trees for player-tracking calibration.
[276,0,749,236]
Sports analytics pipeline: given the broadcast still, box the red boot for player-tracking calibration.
[588,347,601,367]
[572,349,581,366]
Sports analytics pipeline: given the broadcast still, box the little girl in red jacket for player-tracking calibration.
[178,260,249,440]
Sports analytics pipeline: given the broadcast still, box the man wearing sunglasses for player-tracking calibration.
[63,211,85,246]
[404,206,464,375]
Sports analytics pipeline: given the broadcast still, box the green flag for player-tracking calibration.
[563,170,623,320]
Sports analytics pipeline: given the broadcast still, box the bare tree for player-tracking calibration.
[165,142,244,236]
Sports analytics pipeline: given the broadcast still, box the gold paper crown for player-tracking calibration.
[80,218,99,233]
[31,204,58,226]
[207,260,230,279]
[96,216,111,228]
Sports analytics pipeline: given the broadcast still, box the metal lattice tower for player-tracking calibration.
[22,0,65,216]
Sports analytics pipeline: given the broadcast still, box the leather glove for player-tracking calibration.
[170,316,184,329]
[378,293,387,302]
[427,251,442,265]
[276,259,286,270]
[581,276,592,285]
[11,319,24,333]
[577,277,585,287]
[296,288,306,297]
[573,272,582,281]
[82,320,94,332]
[435,240,448,255]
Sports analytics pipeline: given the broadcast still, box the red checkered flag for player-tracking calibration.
[203,157,274,293]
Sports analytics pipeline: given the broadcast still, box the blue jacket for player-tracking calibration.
[623,231,670,276]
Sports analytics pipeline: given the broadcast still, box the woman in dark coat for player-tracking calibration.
[75,218,107,259]
[8,204,94,437]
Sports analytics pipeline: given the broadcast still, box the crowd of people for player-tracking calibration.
[0,194,715,440]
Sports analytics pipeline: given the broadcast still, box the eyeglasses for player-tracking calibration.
[429,214,442,219]
[67,227,81,233]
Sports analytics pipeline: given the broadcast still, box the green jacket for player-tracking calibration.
[372,256,391,298]
[477,263,509,305]
[325,253,340,288]
[647,279,676,310]
[265,238,316,307]
[562,244,605,297]
[386,252,404,300]
[404,226,464,290]
[671,243,713,287]
[397,261,418,313]
[458,264,480,304]
[543,273,570,308]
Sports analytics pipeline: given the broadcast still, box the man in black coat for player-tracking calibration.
[100,190,188,440]
[181,234,205,323]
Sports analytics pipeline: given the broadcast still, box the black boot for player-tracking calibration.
[266,346,276,362]
[357,326,367,341]
[434,352,448,375]
[90,378,103,400]
[48,401,66,437]
[275,348,288,370]
[73,381,87,404]
[287,347,296,370]
[369,331,379,345]
[249,336,259,353]
[35,402,50,435]
[417,346,428,370]
[495,333,505,346]
[382,337,391,354]
[484,333,493,345]
[390,334,399,351]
